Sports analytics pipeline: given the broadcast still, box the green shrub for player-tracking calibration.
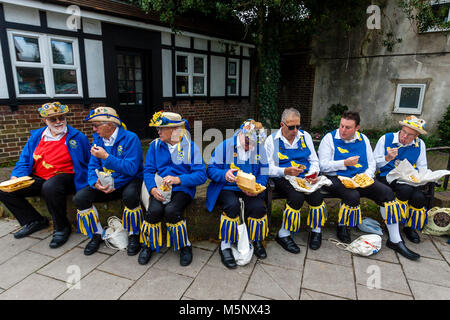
[437,105,450,146]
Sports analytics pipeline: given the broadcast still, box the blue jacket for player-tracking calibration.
[206,136,269,212]
[89,127,143,189]
[11,125,90,191]
[143,136,207,199]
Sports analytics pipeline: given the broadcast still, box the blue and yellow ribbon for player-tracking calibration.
[247,215,269,242]
[282,204,302,233]
[219,213,240,244]
[167,220,189,251]
[396,198,408,224]
[384,200,402,225]
[406,205,427,230]
[139,221,162,252]
[76,208,99,238]
[122,206,144,235]
[338,203,362,227]
[307,202,327,229]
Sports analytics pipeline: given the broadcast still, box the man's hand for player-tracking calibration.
[306,176,319,184]
[225,169,238,183]
[243,190,258,197]
[91,145,109,160]
[284,166,304,176]
[151,187,165,202]
[385,148,398,162]
[94,179,115,194]
[162,176,181,186]
[344,156,360,167]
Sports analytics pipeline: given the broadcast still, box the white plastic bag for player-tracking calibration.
[155,174,172,205]
[387,159,450,186]
[330,234,382,257]
[141,182,150,211]
[285,174,332,194]
[231,198,254,266]
[102,216,129,251]
[95,169,114,189]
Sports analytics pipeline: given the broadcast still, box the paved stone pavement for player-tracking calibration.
[0,218,449,301]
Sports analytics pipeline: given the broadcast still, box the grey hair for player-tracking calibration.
[281,108,301,122]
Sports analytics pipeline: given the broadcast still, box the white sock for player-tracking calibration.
[221,241,231,251]
[278,227,291,238]
[312,227,321,233]
[386,223,402,243]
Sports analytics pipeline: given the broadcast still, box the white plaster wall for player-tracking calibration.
[210,55,225,96]
[310,0,450,132]
[162,49,172,97]
[82,18,102,35]
[175,34,190,48]
[47,11,75,32]
[194,38,207,51]
[84,39,106,98]
[161,32,171,45]
[0,42,9,99]
[3,3,40,26]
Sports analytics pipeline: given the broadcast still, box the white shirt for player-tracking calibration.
[41,126,67,142]
[103,127,119,147]
[317,130,376,177]
[235,133,253,162]
[166,142,178,154]
[373,131,427,170]
[264,129,320,177]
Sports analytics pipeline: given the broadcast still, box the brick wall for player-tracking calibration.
[277,52,315,129]
[0,104,98,165]
[163,99,257,133]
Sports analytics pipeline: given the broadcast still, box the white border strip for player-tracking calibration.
[0,0,255,48]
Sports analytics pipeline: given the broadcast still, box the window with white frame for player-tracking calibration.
[227,59,239,95]
[175,53,207,96]
[7,30,82,98]
[424,0,450,32]
[393,83,427,115]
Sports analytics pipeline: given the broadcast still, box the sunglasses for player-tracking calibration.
[47,116,66,123]
[282,121,301,131]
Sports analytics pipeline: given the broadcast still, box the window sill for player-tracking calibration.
[392,108,422,115]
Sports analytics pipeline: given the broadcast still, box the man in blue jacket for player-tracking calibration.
[73,107,144,256]
[139,111,206,267]
[206,120,269,269]
[0,102,90,248]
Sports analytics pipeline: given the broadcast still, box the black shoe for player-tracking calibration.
[49,226,71,249]
[127,234,141,256]
[308,231,322,250]
[180,245,193,267]
[403,227,420,243]
[275,235,300,254]
[84,233,102,256]
[253,241,267,259]
[14,217,49,239]
[138,247,152,265]
[337,225,351,244]
[386,239,420,261]
[219,248,237,269]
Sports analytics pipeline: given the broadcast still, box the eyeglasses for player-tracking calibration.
[92,122,108,129]
[47,116,65,123]
[400,129,418,139]
[282,121,301,131]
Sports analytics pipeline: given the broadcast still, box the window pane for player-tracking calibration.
[193,76,205,94]
[125,55,133,67]
[128,68,134,80]
[227,78,237,95]
[118,67,125,80]
[399,87,421,109]
[176,76,188,94]
[16,67,45,94]
[135,80,143,93]
[51,40,74,65]
[176,55,188,73]
[118,80,127,93]
[53,69,78,94]
[135,69,142,81]
[228,61,237,76]
[14,36,40,63]
[135,93,143,105]
[194,57,204,74]
[135,56,141,68]
[127,81,135,93]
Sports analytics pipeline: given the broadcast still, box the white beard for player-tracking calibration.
[46,121,67,136]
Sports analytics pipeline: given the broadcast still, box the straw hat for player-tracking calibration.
[38,102,69,118]
[149,111,187,128]
[399,115,427,135]
[84,107,122,126]
[240,119,266,143]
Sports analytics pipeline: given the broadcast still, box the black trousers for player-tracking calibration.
[273,177,323,210]
[73,178,142,211]
[378,176,426,208]
[217,189,266,220]
[0,174,75,231]
[323,175,395,207]
[145,191,192,224]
